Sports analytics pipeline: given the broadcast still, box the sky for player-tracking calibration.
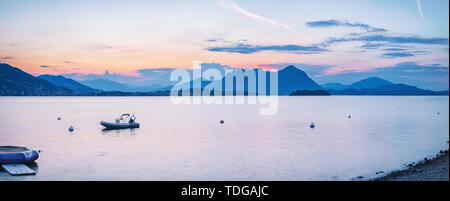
[0,0,449,90]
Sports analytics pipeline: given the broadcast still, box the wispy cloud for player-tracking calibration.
[89,44,114,49]
[417,0,424,21]
[0,56,13,60]
[384,48,406,51]
[381,52,414,58]
[323,33,443,58]
[205,33,448,56]
[361,43,385,49]
[205,43,327,54]
[137,68,173,76]
[217,0,313,43]
[63,61,76,64]
[304,18,449,60]
[324,35,449,46]
[40,65,51,68]
[306,19,387,32]
[221,0,291,30]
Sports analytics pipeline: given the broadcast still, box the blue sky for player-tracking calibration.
[0,0,448,90]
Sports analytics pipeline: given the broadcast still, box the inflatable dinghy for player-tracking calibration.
[0,146,39,164]
[100,113,140,130]
[100,121,140,129]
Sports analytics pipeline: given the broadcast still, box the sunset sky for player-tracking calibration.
[0,0,449,89]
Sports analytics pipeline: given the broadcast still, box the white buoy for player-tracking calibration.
[68,126,74,132]
[310,122,315,128]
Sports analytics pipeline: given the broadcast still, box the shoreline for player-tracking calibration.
[2,151,449,181]
[374,150,449,181]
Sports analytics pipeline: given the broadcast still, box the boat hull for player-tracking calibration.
[100,121,140,129]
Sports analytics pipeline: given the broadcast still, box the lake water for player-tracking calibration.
[0,96,448,181]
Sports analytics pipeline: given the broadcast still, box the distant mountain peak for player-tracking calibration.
[279,65,309,77]
[278,65,322,94]
[282,65,302,72]
[362,77,390,82]
[349,77,394,89]
[321,82,349,90]
[80,78,131,92]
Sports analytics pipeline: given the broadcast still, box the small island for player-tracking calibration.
[289,89,331,96]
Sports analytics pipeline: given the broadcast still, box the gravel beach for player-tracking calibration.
[376,151,449,181]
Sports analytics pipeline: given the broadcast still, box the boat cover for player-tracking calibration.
[0,146,39,164]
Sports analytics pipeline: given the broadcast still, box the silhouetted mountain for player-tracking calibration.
[323,77,447,95]
[131,84,174,92]
[349,77,393,89]
[321,82,349,90]
[278,65,322,95]
[322,77,394,90]
[329,84,449,95]
[38,74,100,93]
[168,66,322,95]
[80,79,131,92]
[0,63,72,95]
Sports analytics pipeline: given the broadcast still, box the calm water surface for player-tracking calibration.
[0,96,448,180]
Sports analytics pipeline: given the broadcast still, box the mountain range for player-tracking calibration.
[165,65,321,95]
[80,79,130,92]
[1,63,72,95]
[328,84,448,95]
[38,74,100,93]
[321,77,448,95]
[0,63,448,96]
[63,78,169,92]
[321,77,394,90]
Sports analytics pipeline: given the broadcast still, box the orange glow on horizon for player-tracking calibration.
[253,64,279,71]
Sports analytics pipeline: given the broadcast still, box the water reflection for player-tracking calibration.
[0,96,448,180]
[101,128,138,136]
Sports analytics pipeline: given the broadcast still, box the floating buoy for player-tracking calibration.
[57,117,61,120]
[68,126,74,132]
[310,122,315,128]
[348,114,351,119]
[437,112,440,115]
[220,120,224,124]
